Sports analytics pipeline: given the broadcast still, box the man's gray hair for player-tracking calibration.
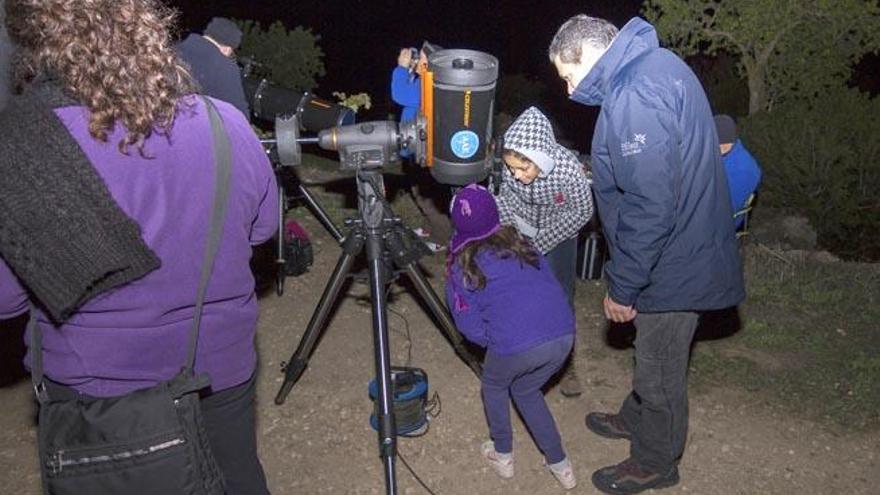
[548,15,618,64]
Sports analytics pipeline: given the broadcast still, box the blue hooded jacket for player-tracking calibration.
[391,66,420,123]
[723,139,762,228]
[570,18,744,312]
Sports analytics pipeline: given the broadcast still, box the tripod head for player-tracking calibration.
[261,114,425,171]
[316,116,427,171]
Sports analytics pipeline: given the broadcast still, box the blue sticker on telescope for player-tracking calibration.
[450,130,479,159]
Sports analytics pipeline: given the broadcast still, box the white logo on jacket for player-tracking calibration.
[621,133,647,157]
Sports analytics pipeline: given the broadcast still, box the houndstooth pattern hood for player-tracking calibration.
[503,106,559,176]
[497,107,593,254]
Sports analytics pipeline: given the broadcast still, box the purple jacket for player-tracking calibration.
[0,96,278,397]
[446,250,574,356]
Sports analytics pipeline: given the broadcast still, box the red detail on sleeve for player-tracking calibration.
[454,292,470,312]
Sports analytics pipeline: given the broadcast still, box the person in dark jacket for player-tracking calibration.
[549,15,745,494]
[176,16,249,119]
[714,114,762,229]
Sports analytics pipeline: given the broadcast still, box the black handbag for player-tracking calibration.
[30,97,232,495]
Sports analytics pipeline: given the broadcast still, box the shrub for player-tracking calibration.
[740,88,880,261]
[332,92,371,113]
[238,20,326,92]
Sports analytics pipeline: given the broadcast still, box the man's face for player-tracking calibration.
[219,45,235,58]
[504,153,540,185]
[553,42,607,95]
[719,142,734,156]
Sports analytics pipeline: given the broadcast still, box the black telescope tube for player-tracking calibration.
[242,76,355,131]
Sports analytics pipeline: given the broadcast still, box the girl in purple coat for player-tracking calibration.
[445,184,577,490]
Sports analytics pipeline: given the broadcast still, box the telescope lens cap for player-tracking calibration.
[452,58,474,70]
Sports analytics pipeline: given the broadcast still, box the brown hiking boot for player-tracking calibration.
[592,458,679,494]
[559,367,583,397]
[585,412,631,440]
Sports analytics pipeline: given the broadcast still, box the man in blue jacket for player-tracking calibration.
[177,17,250,119]
[549,15,745,494]
[390,41,452,245]
[715,114,762,229]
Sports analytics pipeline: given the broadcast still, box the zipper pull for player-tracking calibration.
[46,451,63,475]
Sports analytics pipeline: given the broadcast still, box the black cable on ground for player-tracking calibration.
[398,449,439,495]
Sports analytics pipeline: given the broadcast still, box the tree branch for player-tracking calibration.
[703,28,748,54]
[758,21,799,65]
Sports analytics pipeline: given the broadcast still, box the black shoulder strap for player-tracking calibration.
[185,96,232,370]
[30,96,232,401]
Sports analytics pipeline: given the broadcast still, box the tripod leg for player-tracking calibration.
[365,230,398,495]
[296,183,345,244]
[383,228,482,377]
[274,231,363,405]
[403,262,483,377]
[276,181,287,296]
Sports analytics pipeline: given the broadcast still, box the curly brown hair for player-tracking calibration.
[455,225,540,290]
[5,0,196,154]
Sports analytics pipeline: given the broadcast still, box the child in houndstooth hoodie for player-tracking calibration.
[498,106,593,396]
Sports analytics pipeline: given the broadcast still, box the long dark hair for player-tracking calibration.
[454,225,540,290]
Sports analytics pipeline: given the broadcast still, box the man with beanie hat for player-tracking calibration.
[498,106,593,397]
[714,114,762,229]
[176,17,249,118]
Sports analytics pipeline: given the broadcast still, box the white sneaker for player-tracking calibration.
[412,227,431,239]
[548,458,577,490]
[481,440,514,479]
[423,241,446,253]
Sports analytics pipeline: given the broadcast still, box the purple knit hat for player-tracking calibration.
[450,184,501,253]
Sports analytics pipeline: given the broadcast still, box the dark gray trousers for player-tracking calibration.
[545,236,577,308]
[201,374,270,495]
[618,311,699,473]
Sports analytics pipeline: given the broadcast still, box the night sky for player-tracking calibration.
[167,0,644,149]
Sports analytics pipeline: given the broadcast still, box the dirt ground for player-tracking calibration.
[1,191,878,495]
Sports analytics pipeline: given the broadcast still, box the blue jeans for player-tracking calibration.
[481,335,574,464]
[618,311,700,473]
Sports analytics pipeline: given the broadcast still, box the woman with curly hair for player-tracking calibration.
[0,1,277,493]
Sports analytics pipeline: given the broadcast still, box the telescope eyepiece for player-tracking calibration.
[451,58,474,70]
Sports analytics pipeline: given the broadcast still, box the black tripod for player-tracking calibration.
[272,165,344,295]
[274,168,481,494]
